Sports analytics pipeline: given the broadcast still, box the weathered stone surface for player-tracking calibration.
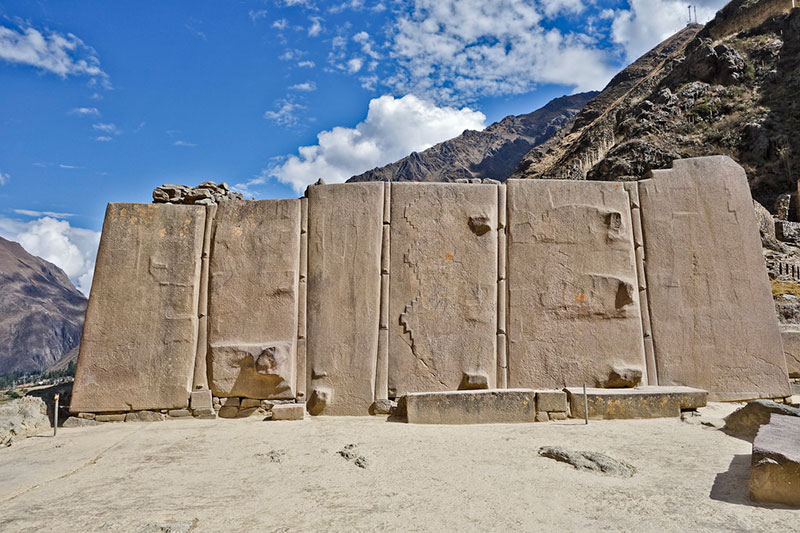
[549,411,568,421]
[389,183,497,396]
[168,409,191,417]
[271,403,305,421]
[566,386,707,420]
[208,199,300,399]
[72,203,205,413]
[777,220,800,244]
[307,387,331,416]
[240,398,261,409]
[780,325,800,378]
[535,412,550,422]
[217,405,239,419]
[152,181,242,205]
[460,371,490,390]
[538,446,636,478]
[369,398,396,415]
[750,414,800,507]
[601,365,643,388]
[723,400,800,441]
[307,183,383,415]
[0,397,50,446]
[506,179,645,389]
[95,414,126,422]
[535,390,568,413]
[403,389,536,424]
[124,411,164,423]
[62,416,99,428]
[639,157,790,400]
[190,390,212,410]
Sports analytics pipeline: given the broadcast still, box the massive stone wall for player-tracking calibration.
[72,157,791,416]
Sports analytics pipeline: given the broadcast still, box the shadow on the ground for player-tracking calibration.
[709,454,786,509]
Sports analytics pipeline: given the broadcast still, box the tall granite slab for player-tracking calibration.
[506,180,645,390]
[207,199,300,399]
[639,156,790,400]
[306,183,383,415]
[779,325,800,378]
[71,203,205,413]
[389,183,497,396]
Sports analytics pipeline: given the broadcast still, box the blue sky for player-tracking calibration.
[0,0,728,293]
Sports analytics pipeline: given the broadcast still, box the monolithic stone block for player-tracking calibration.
[639,157,790,400]
[124,411,165,423]
[535,390,567,413]
[208,199,300,399]
[209,343,294,399]
[218,405,239,419]
[750,414,800,507]
[168,409,192,417]
[240,398,261,409]
[780,325,800,378]
[71,203,205,413]
[307,183,383,415]
[389,183,497,396]
[190,390,213,410]
[566,386,707,420]
[506,179,646,390]
[95,414,126,423]
[723,399,800,441]
[271,403,305,421]
[403,389,536,424]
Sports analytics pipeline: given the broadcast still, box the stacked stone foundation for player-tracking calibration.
[70,156,792,419]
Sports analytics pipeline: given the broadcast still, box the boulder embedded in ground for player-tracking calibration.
[724,400,800,441]
[62,416,100,428]
[538,446,636,478]
[0,396,50,446]
[749,414,800,507]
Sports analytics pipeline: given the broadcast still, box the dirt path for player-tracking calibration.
[1,404,798,532]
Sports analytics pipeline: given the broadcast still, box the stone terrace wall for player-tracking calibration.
[72,156,791,416]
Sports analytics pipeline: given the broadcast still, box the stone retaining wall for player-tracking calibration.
[71,156,791,417]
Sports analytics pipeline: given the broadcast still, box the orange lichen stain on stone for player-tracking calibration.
[445,253,453,261]
[159,228,167,237]
[576,292,586,303]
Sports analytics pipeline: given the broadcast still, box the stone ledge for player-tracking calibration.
[565,386,708,420]
[403,389,536,425]
[750,414,800,507]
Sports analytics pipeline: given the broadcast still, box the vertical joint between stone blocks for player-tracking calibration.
[375,182,391,401]
[631,182,658,386]
[497,184,508,388]
[192,204,216,392]
[297,197,308,399]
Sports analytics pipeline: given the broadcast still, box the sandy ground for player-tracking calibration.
[1,403,798,532]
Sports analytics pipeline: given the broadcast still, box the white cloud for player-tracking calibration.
[58,164,80,169]
[0,24,109,85]
[273,18,289,30]
[611,0,727,62]
[541,0,586,18]
[69,107,99,116]
[13,209,74,218]
[346,57,363,73]
[384,0,618,103]
[264,94,486,193]
[308,17,323,37]
[173,140,197,147]
[353,31,380,59]
[0,216,100,295]
[0,172,8,185]
[298,60,315,68]
[289,81,317,91]
[95,136,112,142]
[249,9,269,22]
[264,99,306,126]
[92,122,121,135]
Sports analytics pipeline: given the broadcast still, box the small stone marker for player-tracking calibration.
[53,394,59,437]
[271,403,305,421]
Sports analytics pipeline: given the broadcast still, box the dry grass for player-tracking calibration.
[771,279,800,297]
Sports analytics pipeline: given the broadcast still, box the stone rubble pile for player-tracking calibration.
[152,181,243,205]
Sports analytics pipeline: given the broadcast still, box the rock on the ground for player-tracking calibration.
[724,400,800,441]
[538,446,636,478]
[0,397,51,446]
[750,414,800,507]
[62,416,100,428]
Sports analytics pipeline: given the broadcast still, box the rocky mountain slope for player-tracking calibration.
[511,0,799,211]
[347,92,597,184]
[0,237,86,375]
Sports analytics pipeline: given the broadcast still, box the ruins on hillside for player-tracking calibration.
[70,156,792,419]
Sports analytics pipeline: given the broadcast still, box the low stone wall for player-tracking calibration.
[71,156,791,418]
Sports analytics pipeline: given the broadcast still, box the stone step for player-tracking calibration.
[750,414,800,507]
[403,389,537,424]
[565,386,707,420]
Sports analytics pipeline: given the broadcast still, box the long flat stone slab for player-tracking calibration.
[389,183,497,396]
[403,389,536,424]
[639,156,790,400]
[750,414,800,507]
[207,199,301,399]
[71,203,205,413]
[565,386,707,420]
[306,183,384,415]
[506,179,646,390]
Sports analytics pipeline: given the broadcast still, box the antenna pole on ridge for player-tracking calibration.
[687,5,693,26]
